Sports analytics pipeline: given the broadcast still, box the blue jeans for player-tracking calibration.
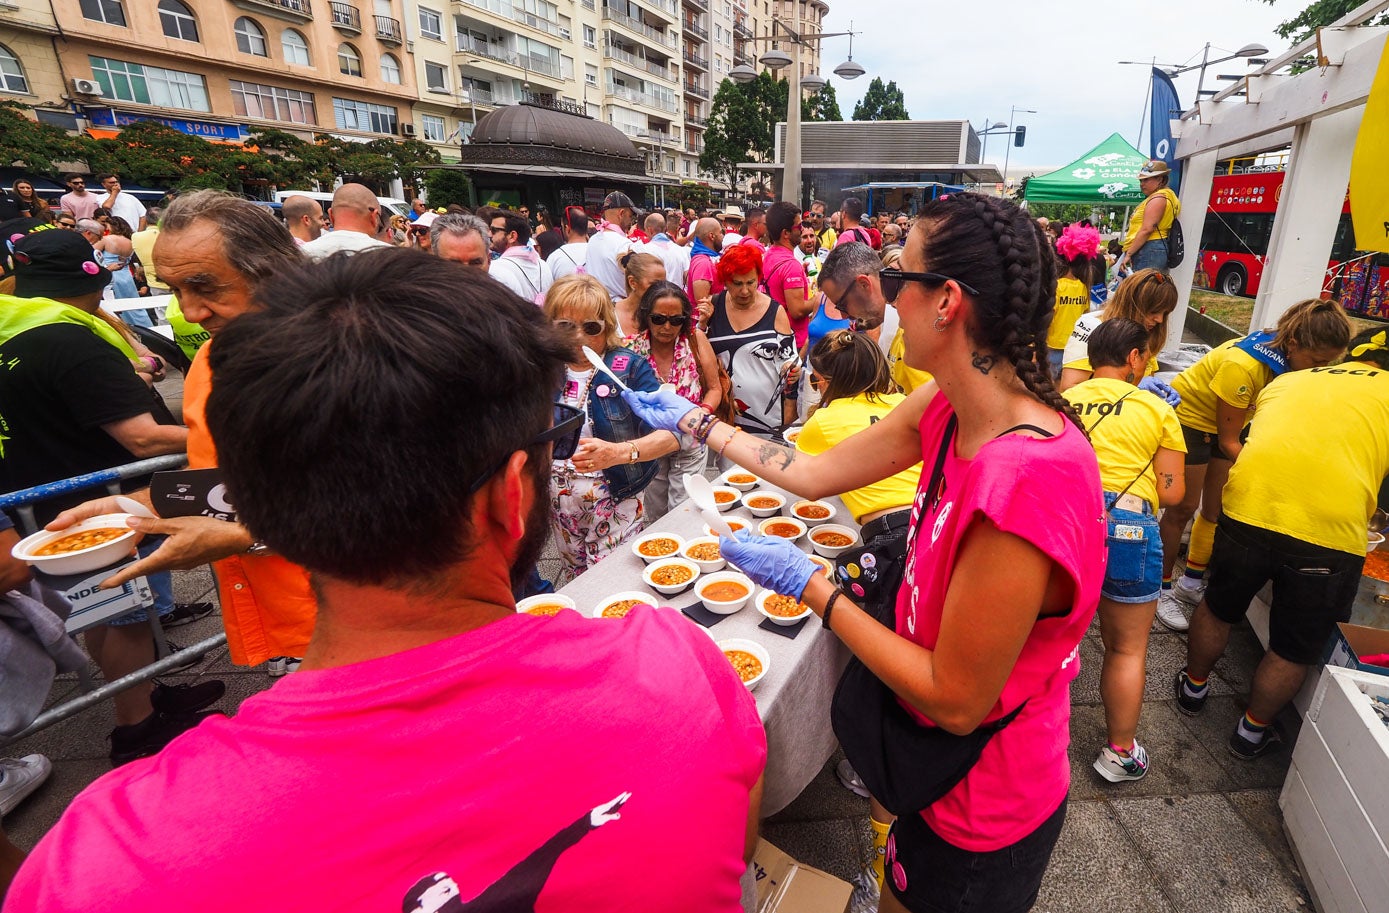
[1129,239,1169,274]
[105,537,175,626]
[1102,493,1163,604]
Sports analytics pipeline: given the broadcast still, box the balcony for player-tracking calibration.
[329,1,361,32]
[232,0,313,23]
[458,86,496,105]
[457,35,563,81]
[602,7,677,49]
[682,19,706,40]
[374,14,402,42]
[682,49,707,70]
[605,81,678,114]
[682,81,708,100]
[643,0,678,20]
[605,43,674,82]
[733,49,751,67]
[685,114,706,128]
[733,17,752,38]
[458,0,565,39]
[681,0,707,9]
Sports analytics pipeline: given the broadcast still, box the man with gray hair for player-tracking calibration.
[74,219,104,248]
[818,240,923,393]
[430,213,490,270]
[301,183,390,261]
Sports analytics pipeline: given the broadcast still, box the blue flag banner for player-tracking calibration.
[1149,67,1183,192]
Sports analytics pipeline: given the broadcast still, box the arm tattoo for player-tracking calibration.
[971,351,997,375]
[1161,473,1175,489]
[755,441,797,471]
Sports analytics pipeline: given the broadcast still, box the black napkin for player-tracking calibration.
[758,616,810,639]
[681,602,731,628]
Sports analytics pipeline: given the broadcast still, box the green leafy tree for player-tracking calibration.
[1261,0,1388,45]
[0,101,93,174]
[852,77,910,121]
[423,168,473,207]
[802,85,843,122]
[701,75,773,185]
[676,182,712,210]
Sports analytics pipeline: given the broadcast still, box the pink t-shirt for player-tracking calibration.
[7,607,766,912]
[687,252,723,302]
[762,245,810,348]
[896,394,1104,851]
[59,191,99,222]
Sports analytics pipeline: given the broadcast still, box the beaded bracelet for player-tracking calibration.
[823,590,842,631]
[693,412,718,444]
[717,427,740,459]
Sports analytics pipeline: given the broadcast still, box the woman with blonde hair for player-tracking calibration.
[1157,298,1352,630]
[543,274,680,576]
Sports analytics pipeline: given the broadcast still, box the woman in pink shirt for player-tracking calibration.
[623,193,1105,913]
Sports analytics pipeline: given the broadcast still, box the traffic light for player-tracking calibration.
[1014,125,1027,147]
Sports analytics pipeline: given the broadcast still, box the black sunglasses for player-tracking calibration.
[878,268,981,303]
[467,403,584,493]
[647,313,688,327]
[555,319,605,336]
[409,227,429,235]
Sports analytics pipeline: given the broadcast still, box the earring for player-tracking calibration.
[934,316,949,332]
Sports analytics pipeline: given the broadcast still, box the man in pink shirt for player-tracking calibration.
[761,201,812,347]
[57,173,99,222]
[686,216,725,323]
[7,252,766,913]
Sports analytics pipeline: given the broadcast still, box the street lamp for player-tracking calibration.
[1118,41,1268,107]
[977,117,1008,164]
[1002,105,1035,189]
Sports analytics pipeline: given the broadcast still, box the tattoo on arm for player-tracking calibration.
[971,351,997,375]
[755,441,797,471]
[1161,473,1175,489]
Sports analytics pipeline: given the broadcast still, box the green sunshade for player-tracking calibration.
[1023,133,1150,205]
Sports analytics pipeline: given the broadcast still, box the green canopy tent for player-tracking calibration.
[1022,133,1150,205]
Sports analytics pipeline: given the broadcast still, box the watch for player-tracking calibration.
[245,539,272,556]
[628,443,640,464]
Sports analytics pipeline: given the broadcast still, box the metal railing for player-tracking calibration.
[374,14,401,41]
[605,81,679,113]
[459,86,496,105]
[456,35,560,78]
[605,43,675,81]
[733,17,752,38]
[685,113,707,127]
[683,81,708,99]
[459,0,565,38]
[602,8,677,48]
[237,0,312,17]
[682,0,708,10]
[683,19,707,39]
[329,0,361,31]
[682,49,708,70]
[646,0,678,17]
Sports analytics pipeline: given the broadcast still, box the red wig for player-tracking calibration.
[716,243,763,283]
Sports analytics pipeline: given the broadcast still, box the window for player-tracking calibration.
[338,43,362,77]
[584,63,597,86]
[79,0,126,26]
[157,0,199,42]
[231,79,317,124]
[234,18,268,56]
[332,97,398,133]
[0,45,28,94]
[89,56,210,111]
[380,52,401,83]
[424,61,447,92]
[582,24,596,49]
[421,114,446,142]
[282,29,311,65]
[418,7,442,40]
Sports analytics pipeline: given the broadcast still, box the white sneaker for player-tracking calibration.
[1156,591,1191,632]
[1172,577,1206,607]
[1093,741,1149,783]
[267,656,302,678]
[0,754,52,816]
[836,758,870,798]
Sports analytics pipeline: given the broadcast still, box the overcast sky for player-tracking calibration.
[818,0,1302,176]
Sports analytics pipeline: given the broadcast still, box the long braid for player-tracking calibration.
[973,197,1086,435]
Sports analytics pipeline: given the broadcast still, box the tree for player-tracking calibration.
[0,101,93,174]
[802,85,843,122]
[701,74,776,186]
[423,168,473,207]
[1261,0,1388,45]
[852,78,909,121]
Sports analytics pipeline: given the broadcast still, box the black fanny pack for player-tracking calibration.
[830,413,1026,817]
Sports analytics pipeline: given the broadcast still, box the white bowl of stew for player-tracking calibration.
[809,524,860,559]
[516,594,577,617]
[642,557,701,596]
[631,531,686,565]
[717,638,770,690]
[12,514,140,576]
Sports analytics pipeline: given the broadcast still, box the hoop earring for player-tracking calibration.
[934,316,949,332]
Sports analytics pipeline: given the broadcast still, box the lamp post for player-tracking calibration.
[1118,41,1268,107]
[977,118,1009,165]
[728,18,864,204]
[1001,105,1035,189]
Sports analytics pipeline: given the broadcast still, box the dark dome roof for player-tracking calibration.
[469,103,640,161]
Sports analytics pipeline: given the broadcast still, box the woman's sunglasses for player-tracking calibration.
[647,313,688,327]
[878,268,981,303]
[555,319,605,336]
[467,403,584,492]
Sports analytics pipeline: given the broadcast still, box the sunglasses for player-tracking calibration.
[647,313,688,327]
[409,227,429,236]
[555,319,606,336]
[878,268,981,303]
[57,221,77,228]
[467,403,585,493]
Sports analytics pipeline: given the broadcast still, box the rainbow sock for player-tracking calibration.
[1161,575,1174,591]
[1181,670,1208,699]
[868,816,891,889]
[1236,712,1270,744]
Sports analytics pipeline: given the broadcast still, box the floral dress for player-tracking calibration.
[623,333,707,518]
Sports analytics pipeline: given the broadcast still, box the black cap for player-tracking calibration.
[602,191,635,211]
[12,229,112,299]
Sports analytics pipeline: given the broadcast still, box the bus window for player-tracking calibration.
[1331,214,1357,262]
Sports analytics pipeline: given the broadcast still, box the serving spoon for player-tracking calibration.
[684,473,737,539]
[582,346,631,393]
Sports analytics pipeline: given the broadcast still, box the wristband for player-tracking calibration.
[699,403,714,413]
[717,427,740,459]
[823,589,842,631]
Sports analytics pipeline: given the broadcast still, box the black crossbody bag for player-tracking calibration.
[830,413,1027,817]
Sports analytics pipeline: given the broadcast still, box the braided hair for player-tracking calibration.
[914,192,1085,433]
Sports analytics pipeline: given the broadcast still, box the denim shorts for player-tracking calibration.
[1129,239,1169,274]
[1102,493,1163,603]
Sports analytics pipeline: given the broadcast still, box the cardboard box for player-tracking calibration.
[1324,622,1389,678]
[32,555,153,634]
[750,839,852,913]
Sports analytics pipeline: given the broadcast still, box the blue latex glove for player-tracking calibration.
[1138,377,1181,406]
[719,530,818,600]
[620,388,700,434]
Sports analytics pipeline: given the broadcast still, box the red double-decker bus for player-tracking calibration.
[1196,169,1387,321]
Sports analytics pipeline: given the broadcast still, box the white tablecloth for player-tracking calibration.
[557,472,853,817]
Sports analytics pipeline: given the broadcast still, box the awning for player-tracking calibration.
[1021,133,1149,205]
[432,162,682,186]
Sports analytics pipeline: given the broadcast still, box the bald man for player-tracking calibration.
[282,195,328,247]
[686,217,724,305]
[301,184,391,261]
[640,212,688,288]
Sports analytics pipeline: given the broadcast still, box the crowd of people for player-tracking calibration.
[0,161,1386,913]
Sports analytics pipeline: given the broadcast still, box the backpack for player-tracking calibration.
[1165,218,1185,269]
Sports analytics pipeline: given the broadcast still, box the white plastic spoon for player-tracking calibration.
[582,346,631,393]
[116,495,158,520]
[684,473,737,539]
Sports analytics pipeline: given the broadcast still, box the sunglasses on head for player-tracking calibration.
[878,268,981,303]
[555,319,605,336]
[467,403,584,493]
[647,313,687,327]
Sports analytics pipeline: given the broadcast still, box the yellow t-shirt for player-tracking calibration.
[797,392,923,523]
[1063,377,1185,509]
[888,327,933,394]
[1223,363,1389,555]
[1061,311,1159,377]
[129,227,166,291]
[1047,277,1090,350]
[1172,339,1275,433]
[1123,187,1180,250]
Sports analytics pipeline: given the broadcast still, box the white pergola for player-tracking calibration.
[1165,0,1389,352]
